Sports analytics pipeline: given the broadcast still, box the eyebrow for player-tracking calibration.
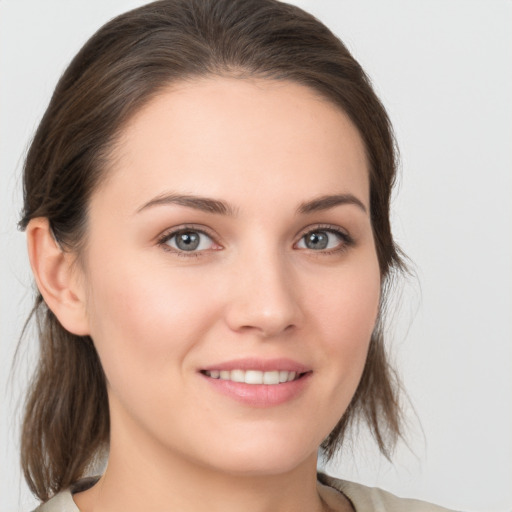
[136,192,367,216]
[136,193,237,216]
[297,194,367,214]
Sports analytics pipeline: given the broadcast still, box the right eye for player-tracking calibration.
[160,229,217,253]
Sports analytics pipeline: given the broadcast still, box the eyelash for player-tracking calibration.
[297,224,354,255]
[157,225,219,258]
[156,224,354,258]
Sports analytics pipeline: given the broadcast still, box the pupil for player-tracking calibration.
[177,231,200,251]
[306,232,328,250]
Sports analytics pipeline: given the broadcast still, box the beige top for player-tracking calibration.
[34,473,458,512]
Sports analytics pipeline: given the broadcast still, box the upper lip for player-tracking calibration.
[200,358,311,373]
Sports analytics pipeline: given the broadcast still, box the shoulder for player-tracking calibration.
[33,473,459,512]
[32,477,98,512]
[318,473,459,512]
[32,489,78,512]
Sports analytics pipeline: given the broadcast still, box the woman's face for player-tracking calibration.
[80,77,380,475]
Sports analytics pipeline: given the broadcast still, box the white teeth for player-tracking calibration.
[231,369,245,383]
[205,369,301,385]
[263,371,279,385]
[245,370,263,384]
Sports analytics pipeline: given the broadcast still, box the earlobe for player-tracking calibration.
[26,218,90,336]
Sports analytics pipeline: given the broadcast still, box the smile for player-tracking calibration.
[202,369,302,385]
[199,358,312,406]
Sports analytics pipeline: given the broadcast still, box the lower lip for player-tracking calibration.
[200,372,312,407]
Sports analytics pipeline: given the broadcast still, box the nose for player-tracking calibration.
[224,247,303,338]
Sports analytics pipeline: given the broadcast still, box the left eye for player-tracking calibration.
[164,230,215,252]
[296,230,345,251]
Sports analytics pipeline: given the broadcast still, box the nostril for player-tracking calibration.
[223,265,303,337]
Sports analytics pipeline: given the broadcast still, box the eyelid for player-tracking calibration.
[157,224,223,255]
[294,223,354,252]
[156,223,353,257]
[295,223,350,239]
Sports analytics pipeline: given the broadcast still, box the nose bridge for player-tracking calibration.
[225,237,301,337]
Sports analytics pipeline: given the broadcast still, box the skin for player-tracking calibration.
[28,77,380,512]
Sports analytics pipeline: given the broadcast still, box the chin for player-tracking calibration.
[190,429,320,477]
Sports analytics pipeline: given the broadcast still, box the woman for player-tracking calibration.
[17,0,456,510]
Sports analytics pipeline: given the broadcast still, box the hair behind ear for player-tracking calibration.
[320,323,403,461]
[21,298,109,502]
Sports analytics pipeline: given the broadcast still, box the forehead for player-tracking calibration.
[98,77,369,213]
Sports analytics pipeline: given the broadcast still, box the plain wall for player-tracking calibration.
[1,1,511,511]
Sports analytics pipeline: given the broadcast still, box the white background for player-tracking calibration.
[1,1,511,511]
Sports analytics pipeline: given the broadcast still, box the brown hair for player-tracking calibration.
[19,0,405,502]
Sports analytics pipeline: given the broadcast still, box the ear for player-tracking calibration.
[26,218,90,336]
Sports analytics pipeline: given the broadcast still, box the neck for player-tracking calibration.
[74,417,332,512]
[75,454,325,512]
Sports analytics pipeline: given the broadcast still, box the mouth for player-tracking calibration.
[198,358,312,406]
[200,369,307,385]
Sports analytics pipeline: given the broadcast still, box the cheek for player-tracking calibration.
[310,260,381,350]
[83,256,219,386]
[304,255,381,410]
